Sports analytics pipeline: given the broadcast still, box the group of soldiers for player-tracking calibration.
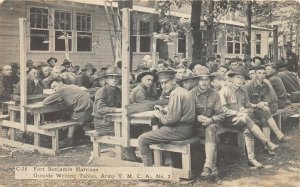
[0,41,299,179]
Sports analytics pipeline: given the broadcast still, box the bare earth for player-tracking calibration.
[0,123,299,187]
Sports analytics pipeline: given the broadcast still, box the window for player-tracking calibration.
[256,33,261,54]
[55,10,72,51]
[177,32,186,54]
[30,7,49,51]
[139,21,151,52]
[76,13,92,51]
[226,29,245,55]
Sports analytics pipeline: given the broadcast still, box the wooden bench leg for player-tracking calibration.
[238,133,246,156]
[114,122,122,160]
[92,138,100,158]
[182,144,192,178]
[9,110,16,140]
[52,130,59,155]
[154,150,163,166]
[34,114,41,146]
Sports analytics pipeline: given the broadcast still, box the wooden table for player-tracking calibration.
[0,101,72,155]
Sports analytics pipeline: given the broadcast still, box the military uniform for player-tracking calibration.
[14,78,44,97]
[267,73,287,109]
[75,73,95,88]
[286,51,298,73]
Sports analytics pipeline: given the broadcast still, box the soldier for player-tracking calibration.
[42,78,93,147]
[283,41,298,74]
[0,65,13,106]
[75,63,97,88]
[219,68,278,168]
[244,66,290,155]
[176,69,197,91]
[190,66,225,178]
[47,57,57,68]
[138,69,195,166]
[130,70,158,103]
[93,67,137,161]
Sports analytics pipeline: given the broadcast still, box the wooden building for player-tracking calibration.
[0,0,271,70]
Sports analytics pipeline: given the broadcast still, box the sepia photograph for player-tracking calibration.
[0,0,299,186]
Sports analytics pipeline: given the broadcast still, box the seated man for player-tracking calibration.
[47,57,57,68]
[42,78,93,147]
[42,66,61,89]
[219,68,278,168]
[93,67,137,161]
[75,63,97,88]
[190,66,225,178]
[130,70,158,103]
[138,69,195,166]
[244,66,290,155]
[13,66,44,100]
[37,62,51,80]
[265,64,287,109]
[176,69,196,91]
[0,65,13,106]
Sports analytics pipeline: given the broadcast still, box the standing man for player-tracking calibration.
[138,69,195,166]
[43,78,93,147]
[190,66,225,178]
[47,57,57,68]
[283,41,298,74]
[0,65,13,106]
[219,68,278,168]
[75,63,97,88]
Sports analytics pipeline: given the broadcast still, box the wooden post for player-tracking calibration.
[152,36,157,67]
[273,25,278,63]
[64,35,70,60]
[244,1,252,58]
[121,8,130,147]
[296,23,299,58]
[19,18,27,131]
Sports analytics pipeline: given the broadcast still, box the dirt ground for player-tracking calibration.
[0,122,299,187]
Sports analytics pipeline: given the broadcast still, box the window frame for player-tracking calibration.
[76,12,93,52]
[226,29,245,55]
[29,6,50,52]
[255,33,262,55]
[54,9,73,52]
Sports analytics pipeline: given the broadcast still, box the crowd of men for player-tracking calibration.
[0,41,299,179]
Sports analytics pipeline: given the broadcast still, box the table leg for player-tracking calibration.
[34,114,41,146]
[52,130,59,155]
[8,110,17,140]
[114,122,122,160]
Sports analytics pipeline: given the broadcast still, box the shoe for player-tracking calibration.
[210,166,219,177]
[279,135,291,142]
[200,167,212,178]
[264,148,275,156]
[248,159,264,169]
[59,137,73,148]
[265,141,279,151]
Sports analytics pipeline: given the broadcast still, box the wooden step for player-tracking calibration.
[39,121,81,131]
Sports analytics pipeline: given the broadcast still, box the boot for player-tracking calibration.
[262,127,275,156]
[249,124,278,151]
[123,147,138,161]
[59,137,73,148]
[267,118,284,140]
[141,152,153,166]
[244,133,263,169]
[279,135,291,142]
[265,141,279,151]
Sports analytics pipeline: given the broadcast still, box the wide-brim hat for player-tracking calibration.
[82,63,97,73]
[136,70,158,83]
[95,70,106,80]
[156,69,177,83]
[61,59,71,66]
[253,56,263,62]
[227,68,250,80]
[176,69,196,82]
[192,66,213,79]
[103,67,121,77]
[47,57,57,64]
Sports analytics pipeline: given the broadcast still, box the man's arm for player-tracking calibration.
[94,89,118,114]
[159,92,181,125]
[42,91,62,105]
[211,94,226,123]
[219,88,238,116]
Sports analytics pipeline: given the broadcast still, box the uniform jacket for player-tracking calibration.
[277,71,300,94]
[130,83,157,104]
[0,73,13,104]
[14,78,44,96]
[267,73,287,99]
[92,84,122,118]
[190,86,225,124]
[159,86,195,126]
[43,84,93,112]
[286,51,298,73]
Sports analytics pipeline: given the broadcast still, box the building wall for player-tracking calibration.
[0,0,114,70]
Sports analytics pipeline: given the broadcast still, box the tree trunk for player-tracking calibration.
[273,25,278,63]
[157,39,169,60]
[290,24,293,42]
[191,0,202,64]
[206,1,215,58]
[244,1,252,58]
